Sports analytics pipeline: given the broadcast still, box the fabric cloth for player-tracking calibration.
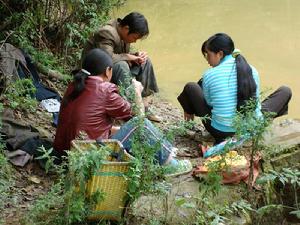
[1,108,40,151]
[0,43,26,94]
[0,108,59,167]
[17,50,61,102]
[82,19,159,97]
[193,153,261,185]
[53,76,132,152]
[202,54,261,132]
[0,43,61,126]
[4,149,33,167]
[111,117,172,165]
[40,98,61,113]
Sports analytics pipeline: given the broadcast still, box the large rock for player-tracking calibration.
[264,119,300,148]
[128,175,250,225]
[263,119,300,170]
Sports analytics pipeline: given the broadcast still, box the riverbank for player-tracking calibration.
[1,93,300,224]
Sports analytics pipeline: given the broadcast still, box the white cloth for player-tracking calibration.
[40,98,61,113]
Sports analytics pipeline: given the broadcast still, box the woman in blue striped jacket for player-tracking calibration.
[178,33,292,144]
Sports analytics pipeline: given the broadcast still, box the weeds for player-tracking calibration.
[23,144,111,225]
[3,78,38,113]
[0,0,124,73]
[257,168,300,219]
[233,98,273,190]
[125,116,166,203]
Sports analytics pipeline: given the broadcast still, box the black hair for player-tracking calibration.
[117,12,149,37]
[201,33,257,111]
[62,49,113,107]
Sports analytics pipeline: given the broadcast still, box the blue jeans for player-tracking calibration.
[111,117,172,165]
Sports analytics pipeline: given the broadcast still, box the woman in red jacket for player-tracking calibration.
[54,49,191,174]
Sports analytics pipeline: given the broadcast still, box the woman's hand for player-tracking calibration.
[184,112,194,121]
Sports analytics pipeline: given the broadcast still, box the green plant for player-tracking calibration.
[125,116,166,202]
[23,144,112,225]
[233,98,273,189]
[35,146,58,174]
[65,144,109,223]
[176,195,253,225]
[257,168,300,219]
[1,0,123,73]
[3,78,38,112]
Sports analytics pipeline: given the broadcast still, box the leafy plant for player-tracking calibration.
[1,0,124,74]
[233,98,273,189]
[125,116,166,202]
[3,78,38,112]
[177,196,253,225]
[257,167,300,218]
[65,144,109,224]
[23,144,111,225]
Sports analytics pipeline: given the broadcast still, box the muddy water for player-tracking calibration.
[113,0,300,119]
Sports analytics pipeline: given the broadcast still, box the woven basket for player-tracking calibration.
[70,139,133,221]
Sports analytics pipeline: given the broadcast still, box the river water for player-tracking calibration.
[113,0,300,119]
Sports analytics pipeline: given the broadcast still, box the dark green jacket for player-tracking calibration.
[82,20,132,63]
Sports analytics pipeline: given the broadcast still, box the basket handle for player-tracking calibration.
[96,139,105,147]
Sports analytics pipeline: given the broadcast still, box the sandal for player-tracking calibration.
[164,159,193,177]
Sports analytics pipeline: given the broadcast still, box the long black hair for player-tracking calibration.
[62,49,113,107]
[117,12,149,37]
[201,33,257,111]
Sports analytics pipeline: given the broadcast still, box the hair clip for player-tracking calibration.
[232,49,241,58]
[81,69,91,76]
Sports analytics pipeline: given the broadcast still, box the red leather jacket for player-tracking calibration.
[53,76,132,152]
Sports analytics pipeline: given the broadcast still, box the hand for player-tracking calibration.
[184,112,194,121]
[129,51,148,65]
[127,54,143,65]
[137,51,148,64]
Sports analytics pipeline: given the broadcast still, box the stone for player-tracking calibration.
[129,175,249,225]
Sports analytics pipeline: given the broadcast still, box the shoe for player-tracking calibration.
[146,111,162,123]
[164,159,193,178]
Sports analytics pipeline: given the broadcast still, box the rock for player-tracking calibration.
[270,149,300,170]
[263,119,300,170]
[128,175,249,225]
[264,119,300,148]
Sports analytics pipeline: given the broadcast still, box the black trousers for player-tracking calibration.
[177,82,292,144]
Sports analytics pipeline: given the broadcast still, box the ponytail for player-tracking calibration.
[235,54,257,111]
[62,69,90,107]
